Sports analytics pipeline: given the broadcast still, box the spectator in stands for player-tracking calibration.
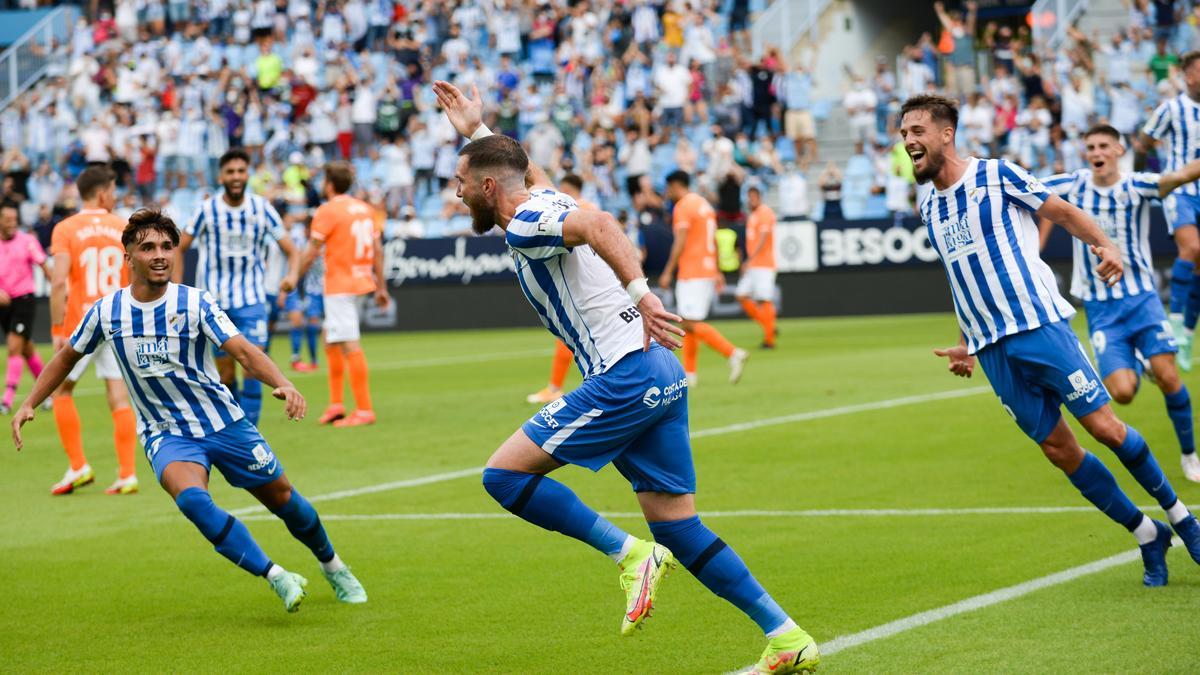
[934,0,978,97]
[843,76,878,145]
[818,162,843,221]
[777,161,810,220]
[781,60,817,162]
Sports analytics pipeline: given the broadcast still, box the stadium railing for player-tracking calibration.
[1030,0,1090,53]
[0,5,77,111]
[751,0,832,57]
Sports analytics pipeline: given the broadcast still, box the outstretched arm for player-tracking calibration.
[221,335,306,421]
[1036,194,1122,286]
[12,346,86,449]
[562,209,685,350]
[431,80,555,190]
[1159,157,1200,197]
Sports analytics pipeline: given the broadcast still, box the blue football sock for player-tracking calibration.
[175,487,272,576]
[1165,386,1195,455]
[648,516,790,635]
[306,324,320,363]
[241,377,263,426]
[1170,259,1194,315]
[272,489,335,563]
[1111,425,1179,510]
[1067,451,1147,531]
[290,326,303,361]
[482,468,630,556]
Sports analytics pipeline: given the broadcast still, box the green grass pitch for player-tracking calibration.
[2,313,1198,673]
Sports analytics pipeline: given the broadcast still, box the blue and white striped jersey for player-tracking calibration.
[919,157,1075,354]
[185,193,287,310]
[1043,169,1161,303]
[1143,94,1200,197]
[506,188,644,378]
[69,283,245,443]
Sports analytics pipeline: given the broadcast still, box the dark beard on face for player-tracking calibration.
[469,204,497,234]
[913,151,943,185]
[223,184,245,202]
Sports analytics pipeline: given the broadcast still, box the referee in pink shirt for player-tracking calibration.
[0,203,51,413]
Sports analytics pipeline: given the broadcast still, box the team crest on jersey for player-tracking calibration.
[942,213,976,255]
[1114,191,1128,206]
[168,313,186,333]
[967,187,986,205]
[1025,176,1045,193]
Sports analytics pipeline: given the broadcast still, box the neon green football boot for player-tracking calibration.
[618,540,676,636]
[1171,315,1192,373]
[269,571,308,613]
[323,566,368,603]
[741,626,821,674]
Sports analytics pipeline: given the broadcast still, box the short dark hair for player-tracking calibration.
[76,165,115,200]
[219,148,251,168]
[747,185,762,197]
[325,161,355,195]
[1083,123,1122,141]
[561,173,583,191]
[122,208,180,248]
[1183,51,1200,70]
[458,134,529,177]
[900,94,959,131]
[666,170,691,188]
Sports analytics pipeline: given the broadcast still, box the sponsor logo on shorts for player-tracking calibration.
[146,437,163,461]
[537,398,566,429]
[1159,321,1177,347]
[643,378,688,409]
[1065,368,1100,403]
[247,443,277,472]
[642,386,662,408]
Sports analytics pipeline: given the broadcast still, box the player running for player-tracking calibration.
[1137,50,1200,369]
[660,170,749,386]
[47,166,139,495]
[435,80,819,675]
[1039,124,1200,483]
[0,202,50,414]
[177,148,300,426]
[298,162,389,428]
[526,174,594,405]
[903,94,1200,587]
[736,186,778,349]
[11,209,366,612]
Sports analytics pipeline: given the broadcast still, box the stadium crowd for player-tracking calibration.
[0,0,800,246]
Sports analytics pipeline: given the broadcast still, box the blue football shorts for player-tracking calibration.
[212,303,268,356]
[977,320,1111,443]
[1163,193,1200,234]
[521,343,696,494]
[1084,292,1177,379]
[144,418,283,488]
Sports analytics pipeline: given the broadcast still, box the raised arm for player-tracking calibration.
[221,334,306,421]
[562,209,684,350]
[1036,194,1122,285]
[172,230,195,283]
[1159,157,1200,197]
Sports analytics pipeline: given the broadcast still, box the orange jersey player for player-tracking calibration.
[46,166,139,495]
[659,170,747,385]
[525,174,599,404]
[735,186,778,349]
[299,161,389,427]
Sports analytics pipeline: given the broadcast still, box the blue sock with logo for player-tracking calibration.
[306,324,320,363]
[1188,274,1200,329]
[1170,259,1194,315]
[241,377,263,426]
[1110,425,1179,510]
[648,516,791,634]
[1166,386,1195,455]
[1067,452,1147,531]
[482,468,630,556]
[272,489,335,563]
[290,326,303,362]
[175,487,273,576]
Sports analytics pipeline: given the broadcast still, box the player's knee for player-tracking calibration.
[1109,386,1136,405]
[1179,237,1200,262]
[1087,417,1127,449]
[1156,368,1182,394]
[481,467,534,511]
[1040,441,1083,471]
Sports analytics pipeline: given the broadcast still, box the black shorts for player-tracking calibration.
[0,294,35,338]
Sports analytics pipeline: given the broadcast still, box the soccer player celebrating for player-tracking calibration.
[12,209,366,612]
[736,186,778,349]
[0,202,50,414]
[1138,51,1200,369]
[526,173,593,405]
[298,162,389,428]
[434,80,819,675]
[903,94,1200,586]
[176,149,300,426]
[47,166,139,496]
[1039,125,1200,483]
[660,170,749,385]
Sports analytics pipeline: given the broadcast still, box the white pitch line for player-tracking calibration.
[240,505,1116,522]
[227,467,485,516]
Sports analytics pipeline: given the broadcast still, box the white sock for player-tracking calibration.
[265,564,285,581]
[1166,499,1190,525]
[1133,516,1159,545]
[766,618,798,638]
[609,535,636,564]
[320,554,347,573]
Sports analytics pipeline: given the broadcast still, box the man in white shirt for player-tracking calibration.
[654,51,691,130]
[842,78,878,145]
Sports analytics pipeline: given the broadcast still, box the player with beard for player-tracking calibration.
[1039,124,1200,483]
[434,80,820,674]
[176,149,300,426]
[298,161,389,428]
[904,94,1200,586]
